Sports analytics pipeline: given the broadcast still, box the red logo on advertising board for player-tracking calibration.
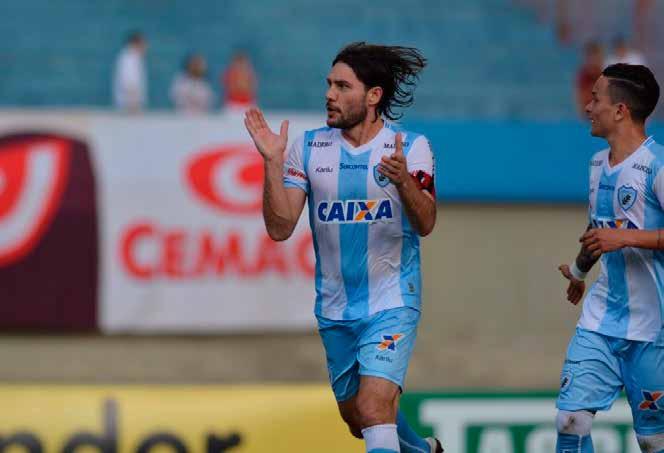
[0,133,98,330]
[119,143,314,281]
[0,136,70,266]
[185,144,263,214]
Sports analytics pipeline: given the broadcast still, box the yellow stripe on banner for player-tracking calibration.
[0,385,363,453]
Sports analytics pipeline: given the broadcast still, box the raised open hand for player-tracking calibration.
[244,108,289,162]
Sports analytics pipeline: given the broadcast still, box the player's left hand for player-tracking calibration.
[558,264,586,305]
[378,133,410,186]
[580,228,627,258]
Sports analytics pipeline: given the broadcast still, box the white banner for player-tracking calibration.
[89,112,324,332]
[0,111,331,332]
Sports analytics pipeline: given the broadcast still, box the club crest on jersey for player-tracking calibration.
[373,164,390,187]
[377,333,405,352]
[618,185,637,211]
[639,390,663,411]
[317,199,393,223]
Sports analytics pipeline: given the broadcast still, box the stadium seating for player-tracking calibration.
[0,0,581,118]
[518,0,664,118]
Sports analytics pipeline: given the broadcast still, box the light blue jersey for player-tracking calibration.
[581,136,664,344]
[283,124,434,321]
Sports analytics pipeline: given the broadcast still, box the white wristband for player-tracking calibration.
[570,261,588,281]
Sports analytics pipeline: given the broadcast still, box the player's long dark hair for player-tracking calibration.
[332,42,427,121]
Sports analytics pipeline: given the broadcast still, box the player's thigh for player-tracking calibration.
[337,394,363,436]
[622,341,664,436]
[556,328,624,412]
[356,375,401,416]
[357,307,420,391]
[317,315,361,402]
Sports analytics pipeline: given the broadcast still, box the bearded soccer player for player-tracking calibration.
[244,42,442,453]
[557,64,664,453]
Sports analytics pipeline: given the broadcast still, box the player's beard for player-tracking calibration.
[327,103,367,130]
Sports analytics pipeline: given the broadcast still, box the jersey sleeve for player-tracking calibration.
[652,167,664,211]
[406,135,435,196]
[283,135,309,193]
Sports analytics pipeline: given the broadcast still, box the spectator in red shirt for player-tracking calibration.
[575,41,604,118]
[221,51,257,112]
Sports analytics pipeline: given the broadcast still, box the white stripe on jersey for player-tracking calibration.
[283,124,434,321]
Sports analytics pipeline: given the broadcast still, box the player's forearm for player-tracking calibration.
[396,177,436,236]
[575,244,599,272]
[575,224,598,272]
[621,229,664,250]
[262,159,297,241]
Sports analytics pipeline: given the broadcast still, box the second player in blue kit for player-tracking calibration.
[558,64,664,453]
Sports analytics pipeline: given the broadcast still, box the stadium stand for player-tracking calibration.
[518,0,664,117]
[0,0,577,118]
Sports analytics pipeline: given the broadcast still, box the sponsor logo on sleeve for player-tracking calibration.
[286,166,307,180]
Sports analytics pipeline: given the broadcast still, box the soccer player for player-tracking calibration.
[557,64,663,453]
[244,42,442,453]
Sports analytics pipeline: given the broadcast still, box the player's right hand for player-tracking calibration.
[244,108,289,162]
[558,264,586,305]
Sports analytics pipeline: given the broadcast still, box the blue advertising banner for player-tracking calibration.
[404,119,664,203]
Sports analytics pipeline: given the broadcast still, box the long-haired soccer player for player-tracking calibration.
[244,42,442,453]
[557,64,664,452]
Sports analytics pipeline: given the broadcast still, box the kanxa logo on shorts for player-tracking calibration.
[639,390,663,411]
[377,333,405,352]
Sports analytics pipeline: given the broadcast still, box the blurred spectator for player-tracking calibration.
[634,0,655,50]
[575,41,604,117]
[221,51,257,111]
[113,31,148,113]
[605,36,646,66]
[170,54,214,113]
[555,0,572,45]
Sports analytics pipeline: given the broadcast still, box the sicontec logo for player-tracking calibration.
[317,199,393,223]
[0,136,71,267]
[339,163,368,171]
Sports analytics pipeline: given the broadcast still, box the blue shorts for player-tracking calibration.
[557,328,664,435]
[316,307,420,402]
